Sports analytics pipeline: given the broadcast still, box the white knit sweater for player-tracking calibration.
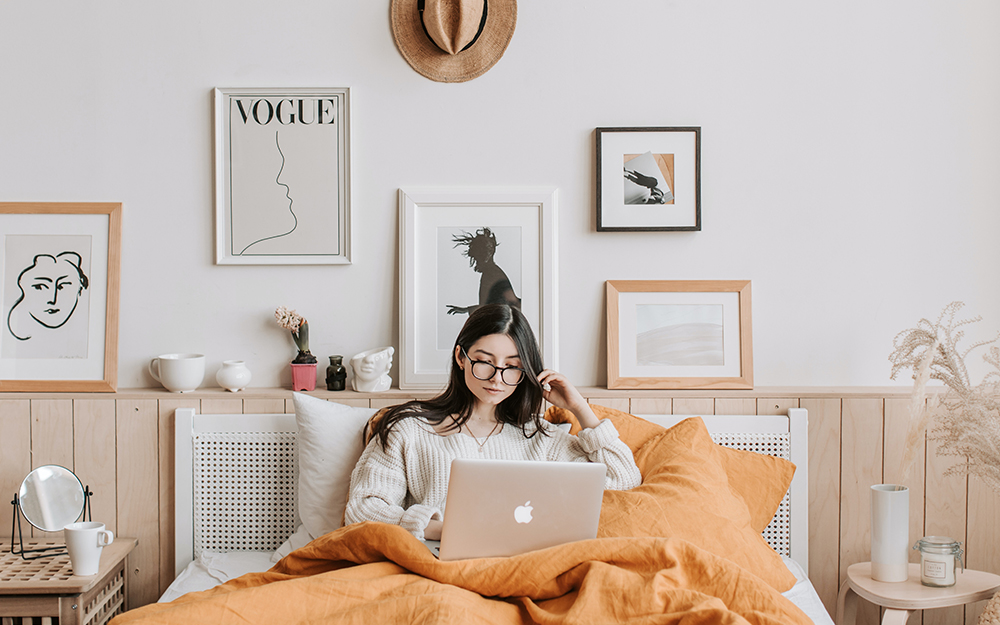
[344,417,642,540]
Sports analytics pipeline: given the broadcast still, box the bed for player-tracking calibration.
[127,395,835,625]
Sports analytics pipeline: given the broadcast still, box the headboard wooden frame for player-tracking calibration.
[175,407,809,578]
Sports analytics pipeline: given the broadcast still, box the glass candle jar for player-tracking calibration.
[913,536,963,587]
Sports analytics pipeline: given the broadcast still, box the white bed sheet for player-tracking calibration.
[160,551,835,624]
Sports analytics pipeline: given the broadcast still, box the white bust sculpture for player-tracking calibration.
[350,346,394,392]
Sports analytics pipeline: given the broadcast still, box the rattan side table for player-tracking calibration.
[0,538,137,625]
[837,562,1000,625]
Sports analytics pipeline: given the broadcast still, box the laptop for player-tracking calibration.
[425,458,607,561]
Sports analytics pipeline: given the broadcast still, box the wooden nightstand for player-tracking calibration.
[0,538,137,625]
[837,562,1000,625]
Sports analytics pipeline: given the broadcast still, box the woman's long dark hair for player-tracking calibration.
[369,304,546,450]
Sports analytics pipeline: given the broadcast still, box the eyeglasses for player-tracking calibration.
[461,347,525,386]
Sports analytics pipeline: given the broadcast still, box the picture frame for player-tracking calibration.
[214,87,351,265]
[606,280,751,390]
[596,127,701,232]
[399,187,558,390]
[0,202,122,392]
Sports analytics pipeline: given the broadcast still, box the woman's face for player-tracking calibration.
[18,257,84,329]
[456,333,522,408]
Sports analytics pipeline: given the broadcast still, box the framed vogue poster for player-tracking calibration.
[399,187,558,390]
[606,280,751,390]
[214,88,351,264]
[0,202,121,392]
[596,127,701,231]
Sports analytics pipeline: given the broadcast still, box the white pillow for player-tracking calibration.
[273,393,376,560]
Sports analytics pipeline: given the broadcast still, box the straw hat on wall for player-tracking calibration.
[390,0,517,83]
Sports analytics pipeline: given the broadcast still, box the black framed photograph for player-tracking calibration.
[596,127,701,232]
[214,87,351,265]
[398,187,558,390]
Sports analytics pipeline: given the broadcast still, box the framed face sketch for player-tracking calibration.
[399,187,558,390]
[606,280,752,389]
[0,202,122,392]
[596,127,701,231]
[214,88,351,264]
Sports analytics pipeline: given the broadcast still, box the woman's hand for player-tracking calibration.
[537,369,600,429]
[424,518,443,541]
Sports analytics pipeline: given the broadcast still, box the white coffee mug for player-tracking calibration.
[149,353,205,393]
[64,521,114,576]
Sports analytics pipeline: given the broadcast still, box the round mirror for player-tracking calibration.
[18,465,86,532]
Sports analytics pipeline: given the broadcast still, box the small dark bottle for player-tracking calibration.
[326,355,347,391]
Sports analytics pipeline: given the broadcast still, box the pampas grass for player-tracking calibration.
[889,302,1000,494]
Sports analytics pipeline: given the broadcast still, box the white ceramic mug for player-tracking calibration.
[149,353,205,393]
[871,484,910,582]
[64,521,114,576]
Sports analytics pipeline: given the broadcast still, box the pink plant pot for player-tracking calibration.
[290,363,317,391]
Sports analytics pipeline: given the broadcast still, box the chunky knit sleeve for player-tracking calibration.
[343,424,442,540]
[547,420,642,491]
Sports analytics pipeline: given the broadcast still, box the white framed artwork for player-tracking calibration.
[399,187,559,390]
[214,88,351,265]
[606,280,752,389]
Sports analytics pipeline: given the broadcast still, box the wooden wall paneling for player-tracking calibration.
[714,397,756,415]
[841,398,884,625]
[587,397,629,412]
[73,400,118,533]
[370,398,411,410]
[200,398,243,414]
[628,397,671,415]
[29,399,74,539]
[157,398,199,596]
[965,477,1000,625]
[116,399,160,608]
[243,398,285,414]
[800,398,841,617]
[923,416,970,625]
[758,398,799,415]
[331,398,375,408]
[0,399,31,539]
[30,399,74,468]
[671,397,714,415]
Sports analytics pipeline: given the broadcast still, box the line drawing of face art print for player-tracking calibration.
[229,109,341,257]
[3,235,92,359]
[436,226,522,349]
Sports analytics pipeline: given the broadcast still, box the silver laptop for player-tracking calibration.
[427,458,607,561]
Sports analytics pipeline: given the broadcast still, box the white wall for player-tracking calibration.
[1,0,998,389]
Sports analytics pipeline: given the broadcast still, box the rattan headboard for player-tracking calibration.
[175,407,809,577]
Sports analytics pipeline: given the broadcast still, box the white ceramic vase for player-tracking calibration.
[871,484,910,582]
[216,360,252,392]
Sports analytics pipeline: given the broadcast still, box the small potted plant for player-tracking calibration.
[274,306,318,391]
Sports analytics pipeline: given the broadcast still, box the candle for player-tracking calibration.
[913,536,963,587]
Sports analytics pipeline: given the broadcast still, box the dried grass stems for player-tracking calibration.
[889,302,1000,495]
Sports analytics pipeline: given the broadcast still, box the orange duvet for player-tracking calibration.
[112,522,811,625]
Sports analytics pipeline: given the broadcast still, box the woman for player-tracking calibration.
[345,304,641,541]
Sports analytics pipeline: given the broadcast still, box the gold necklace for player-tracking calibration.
[467,421,502,453]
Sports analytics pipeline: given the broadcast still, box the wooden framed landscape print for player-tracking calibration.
[606,280,751,390]
[398,187,558,390]
[596,127,700,231]
[215,88,351,264]
[0,202,122,392]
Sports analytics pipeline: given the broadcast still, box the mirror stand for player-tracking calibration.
[9,486,93,560]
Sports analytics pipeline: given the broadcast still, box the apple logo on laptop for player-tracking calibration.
[514,501,533,524]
